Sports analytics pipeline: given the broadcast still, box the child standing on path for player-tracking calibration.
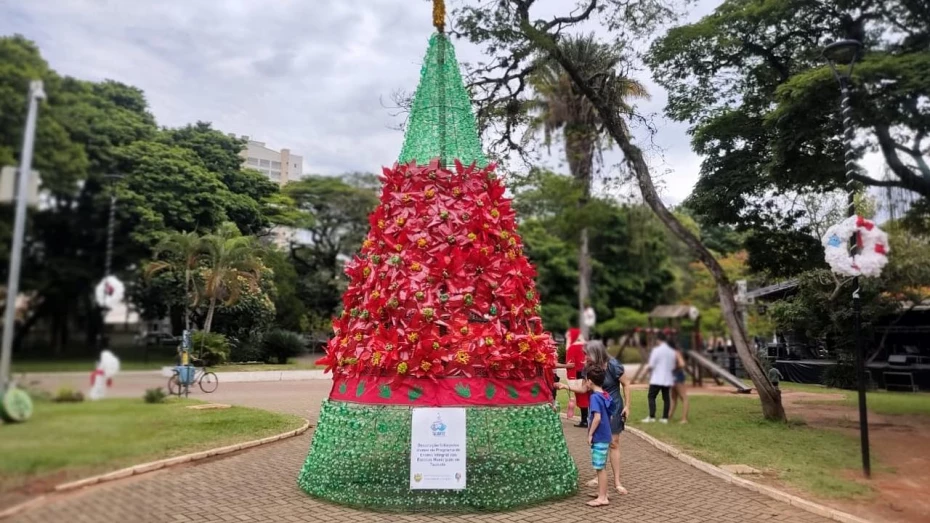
[584,366,613,507]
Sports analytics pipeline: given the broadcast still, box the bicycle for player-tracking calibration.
[167,363,219,396]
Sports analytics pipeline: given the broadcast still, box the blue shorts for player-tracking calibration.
[674,369,686,384]
[591,442,610,470]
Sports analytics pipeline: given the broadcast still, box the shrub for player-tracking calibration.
[261,329,305,364]
[144,387,167,404]
[617,346,644,365]
[53,387,84,402]
[191,331,230,366]
[823,359,866,390]
[229,333,265,363]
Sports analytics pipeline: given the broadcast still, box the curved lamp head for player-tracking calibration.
[822,40,862,82]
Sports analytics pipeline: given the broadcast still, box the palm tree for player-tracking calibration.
[199,222,264,334]
[145,231,204,331]
[527,34,649,337]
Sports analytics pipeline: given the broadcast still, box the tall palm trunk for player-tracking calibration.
[183,268,192,332]
[578,227,592,338]
[203,295,217,334]
[565,125,596,338]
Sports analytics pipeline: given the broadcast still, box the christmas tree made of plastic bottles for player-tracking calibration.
[296,2,577,511]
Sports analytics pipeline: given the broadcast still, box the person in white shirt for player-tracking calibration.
[642,332,678,423]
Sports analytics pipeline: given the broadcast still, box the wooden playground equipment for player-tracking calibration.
[618,305,751,393]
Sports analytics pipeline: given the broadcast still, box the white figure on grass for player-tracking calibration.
[88,350,120,400]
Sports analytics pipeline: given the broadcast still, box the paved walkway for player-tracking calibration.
[10,381,831,523]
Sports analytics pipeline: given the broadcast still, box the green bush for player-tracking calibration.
[597,308,649,340]
[823,359,865,390]
[261,329,305,364]
[144,387,167,404]
[191,331,230,366]
[229,333,265,363]
[53,387,84,403]
[617,346,644,365]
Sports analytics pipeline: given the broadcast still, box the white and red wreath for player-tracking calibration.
[821,215,890,278]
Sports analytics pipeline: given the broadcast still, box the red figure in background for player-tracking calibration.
[565,327,589,428]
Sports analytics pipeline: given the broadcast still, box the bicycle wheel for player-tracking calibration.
[199,371,219,393]
[167,374,180,396]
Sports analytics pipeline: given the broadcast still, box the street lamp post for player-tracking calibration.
[822,39,870,479]
[0,81,46,391]
[96,174,124,350]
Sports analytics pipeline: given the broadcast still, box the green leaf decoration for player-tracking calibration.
[408,386,424,401]
[484,383,496,400]
[455,383,472,398]
[530,383,541,397]
[338,382,348,395]
[355,382,366,397]
[506,385,519,399]
[379,384,392,399]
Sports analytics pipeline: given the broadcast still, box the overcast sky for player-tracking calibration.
[0,0,883,206]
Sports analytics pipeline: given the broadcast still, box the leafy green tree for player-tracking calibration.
[284,175,379,326]
[160,122,279,235]
[648,0,930,272]
[0,35,285,355]
[513,169,676,333]
[262,248,308,332]
[144,231,204,330]
[198,223,265,334]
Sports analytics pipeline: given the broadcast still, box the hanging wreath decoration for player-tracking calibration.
[821,215,890,278]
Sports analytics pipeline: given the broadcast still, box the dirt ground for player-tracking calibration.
[630,382,930,523]
[783,394,930,523]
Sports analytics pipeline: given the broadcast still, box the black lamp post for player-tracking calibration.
[97,173,124,351]
[822,39,870,479]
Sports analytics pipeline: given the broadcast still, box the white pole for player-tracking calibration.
[1,81,46,389]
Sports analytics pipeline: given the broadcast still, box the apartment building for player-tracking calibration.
[233,135,304,186]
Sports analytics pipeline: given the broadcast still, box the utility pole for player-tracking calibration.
[96,174,124,350]
[1,81,45,391]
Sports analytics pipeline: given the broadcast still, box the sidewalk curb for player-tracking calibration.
[626,427,873,523]
[0,420,312,520]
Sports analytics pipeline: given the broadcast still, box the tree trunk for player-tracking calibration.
[522,20,787,421]
[183,269,192,332]
[578,227,592,339]
[203,295,217,334]
[565,125,596,339]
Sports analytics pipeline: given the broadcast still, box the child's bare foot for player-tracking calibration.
[680,419,689,424]
[586,497,609,507]
[615,484,628,495]
[585,478,599,487]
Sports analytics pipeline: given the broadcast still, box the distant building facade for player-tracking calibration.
[232,135,304,186]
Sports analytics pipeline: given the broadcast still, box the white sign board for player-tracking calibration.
[410,407,466,490]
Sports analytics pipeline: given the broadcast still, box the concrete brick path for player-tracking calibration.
[10,381,830,523]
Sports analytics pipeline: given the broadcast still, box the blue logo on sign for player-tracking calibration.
[430,416,447,437]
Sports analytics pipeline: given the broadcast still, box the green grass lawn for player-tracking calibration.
[627,390,874,498]
[777,382,930,416]
[0,398,304,493]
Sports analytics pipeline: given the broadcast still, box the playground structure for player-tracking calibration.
[619,305,752,394]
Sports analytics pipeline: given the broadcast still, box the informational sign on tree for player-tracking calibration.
[409,408,466,490]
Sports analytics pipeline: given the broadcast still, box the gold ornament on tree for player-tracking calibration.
[433,0,445,33]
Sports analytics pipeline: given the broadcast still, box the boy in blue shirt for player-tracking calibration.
[584,365,613,507]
